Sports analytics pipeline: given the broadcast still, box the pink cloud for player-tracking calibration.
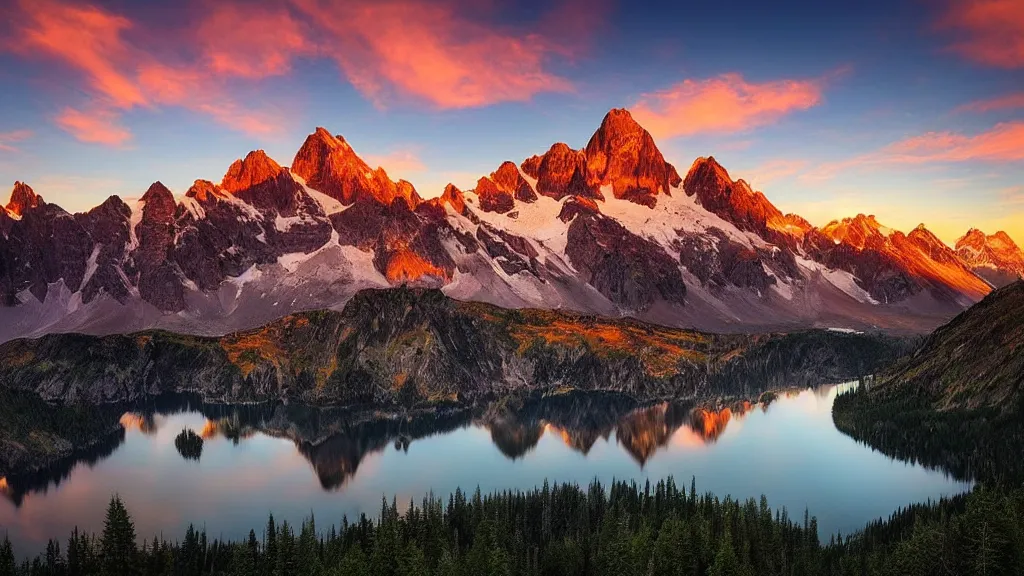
[882,122,1024,162]
[137,63,284,137]
[957,92,1024,112]
[802,121,1024,181]
[54,107,132,146]
[631,73,824,139]
[15,0,146,109]
[11,0,289,145]
[11,0,593,144]
[196,3,315,79]
[291,0,574,108]
[937,0,1024,68]
[0,130,33,152]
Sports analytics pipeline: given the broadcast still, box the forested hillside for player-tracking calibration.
[3,479,1022,576]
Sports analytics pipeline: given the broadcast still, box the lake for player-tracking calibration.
[0,383,971,556]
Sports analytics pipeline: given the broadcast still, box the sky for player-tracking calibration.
[0,0,1021,245]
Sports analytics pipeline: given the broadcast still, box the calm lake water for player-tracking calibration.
[0,383,970,556]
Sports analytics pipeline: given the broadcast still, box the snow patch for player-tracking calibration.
[225,264,263,289]
[798,257,879,305]
[275,213,313,232]
[81,244,102,288]
[291,171,347,215]
[127,198,145,252]
[180,196,206,220]
[276,228,340,273]
[467,193,571,259]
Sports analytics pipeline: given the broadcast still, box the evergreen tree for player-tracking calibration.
[709,526,743,576]
[0,536,15,576]
[100,496,137,576]
[264,515,277,576]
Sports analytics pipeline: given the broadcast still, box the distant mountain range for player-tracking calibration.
[1,109,1021,341]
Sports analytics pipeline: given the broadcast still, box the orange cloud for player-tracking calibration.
[291,0,574,108]
[882,121,1024,163]
[54,107,132,146]
[631,73,823,139]
[0,130,32,152]
[937,0,1024,68]
[11,0,288,145]
[957,92,1024,112]
[137,63,284,137]
[802,121,1024,181]
[196,3,315,79]
[15,0,146,108]
[12,0,590,143]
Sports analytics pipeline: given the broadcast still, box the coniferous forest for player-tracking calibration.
[2,477,1023,576]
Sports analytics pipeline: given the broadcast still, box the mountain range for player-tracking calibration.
[1,108,1020,341]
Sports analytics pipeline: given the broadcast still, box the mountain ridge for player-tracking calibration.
[0,109,1015,341]
[0,286,907,408]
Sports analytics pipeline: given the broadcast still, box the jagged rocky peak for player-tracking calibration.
[908,223,945,247]
[958,228,987,250]
[292,126,415,207]
[584,108,681,208]
[395,179,422,208]
[990,231,1018,248]
[908,224,963,266]
[521,154,542,180]
[492,161,537,203]
[682,157,800,244]
[221,150,284,194]
[5,181,43,215]
[532,142,600,201]
[557,195,601,223]
[959,228,1021,253]
[956,228,1024,287]
[139,181,177,221]
[141,181,174,205]
[438,183,467,215]
[821,213,892,248]
[474,176,515,214]
[683,156,733,196]
[185,179,225,202]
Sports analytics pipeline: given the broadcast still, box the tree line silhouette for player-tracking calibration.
[2,477,1022,576]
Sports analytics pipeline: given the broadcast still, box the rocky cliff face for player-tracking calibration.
[683,157,806,246]
[956,229,1024,288]
[0,109,1004,340]
[291,127,421,207]
[0,287,906,408]
[584,108,681,208]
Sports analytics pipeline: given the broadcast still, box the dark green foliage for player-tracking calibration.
[172,429,203,462]
[0,388,121,477]
[100,496,136,576]
[833,383,1024,483]
[7,478,1024,576]
[833,281,1024,485]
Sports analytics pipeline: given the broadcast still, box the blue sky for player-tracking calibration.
[0,0,1021,243]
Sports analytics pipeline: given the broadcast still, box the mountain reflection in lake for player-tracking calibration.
[0,384,970,556]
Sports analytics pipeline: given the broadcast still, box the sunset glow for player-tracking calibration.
[0,0,1019,245]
